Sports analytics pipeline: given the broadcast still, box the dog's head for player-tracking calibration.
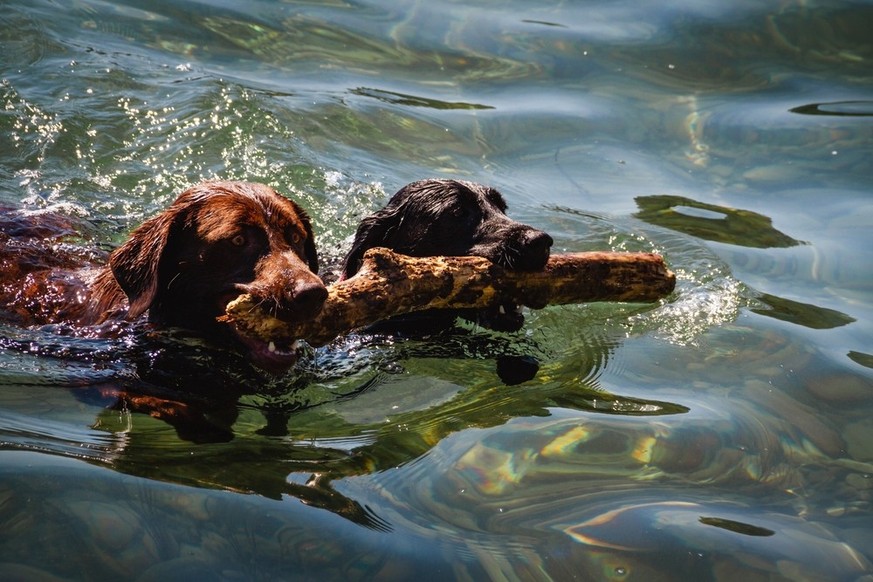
[341,179,552,331]
[109,181,326,372]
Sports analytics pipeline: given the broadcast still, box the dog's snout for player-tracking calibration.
[288,279,328,314]
[515,228,553,270]
[242,250,327,323]
[525,229,553,255]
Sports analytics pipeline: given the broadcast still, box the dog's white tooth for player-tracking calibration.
[498,305,506,315]
[291,340,299,351]
[268,341,276,353]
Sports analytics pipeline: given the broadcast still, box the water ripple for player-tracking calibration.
[790,100,873,117]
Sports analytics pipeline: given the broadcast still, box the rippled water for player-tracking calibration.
[2,0,872,580]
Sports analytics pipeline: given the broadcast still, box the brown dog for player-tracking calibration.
[0,181,326,372]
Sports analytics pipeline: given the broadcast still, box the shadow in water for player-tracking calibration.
[634,194,802,248]
[848,350,873,369]
[0,318,688,532]
[632,195,858,332]
[350,87,494,110]
[752,292,856,329]
[789,100,873,117]
[556,492,871,576]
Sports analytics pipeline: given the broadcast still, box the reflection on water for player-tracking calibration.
[790,100,873,117]
[2,0,873,579]
[752,292,856,330]
[561,498,871,577]
[849,351,873,370]
[634,195,801,249]
[350,87,495,111]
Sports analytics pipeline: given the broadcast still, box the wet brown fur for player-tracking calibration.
[0,181,326,334]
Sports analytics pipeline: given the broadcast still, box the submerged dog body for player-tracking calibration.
[341,179,553,332]
[0,181,326,372]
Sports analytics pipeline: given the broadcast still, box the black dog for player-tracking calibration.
[341,179,553,333]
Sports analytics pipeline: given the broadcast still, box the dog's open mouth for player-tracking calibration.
[233,331,303,374]
[218,292,316,374]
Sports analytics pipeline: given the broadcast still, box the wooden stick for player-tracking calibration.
[222,248,676,347]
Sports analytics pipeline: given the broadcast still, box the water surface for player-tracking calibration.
[1,0,872,580]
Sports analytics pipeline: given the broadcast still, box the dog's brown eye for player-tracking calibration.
[231,234,246,247]
[290,233,301,245]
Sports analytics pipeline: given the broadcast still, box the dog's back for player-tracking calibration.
[0,209,121,326]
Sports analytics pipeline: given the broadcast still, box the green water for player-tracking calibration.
[1,0,872,580]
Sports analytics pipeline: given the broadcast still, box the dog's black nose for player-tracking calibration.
[517,229,553,270]
[526,229,553,254]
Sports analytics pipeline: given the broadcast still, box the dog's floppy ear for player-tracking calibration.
[108,208,182,320]
[297,208,320,275]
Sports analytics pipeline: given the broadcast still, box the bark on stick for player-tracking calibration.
[222,247,676,347]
